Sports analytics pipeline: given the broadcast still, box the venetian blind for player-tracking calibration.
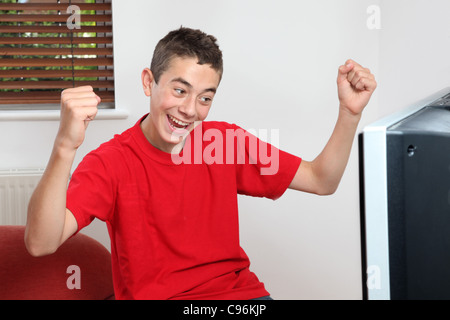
[0,0,114,108]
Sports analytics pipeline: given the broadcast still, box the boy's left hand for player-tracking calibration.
[337,59,377,116]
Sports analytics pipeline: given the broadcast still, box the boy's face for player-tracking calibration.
[141,57,221,153]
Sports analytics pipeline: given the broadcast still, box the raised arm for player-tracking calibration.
[289,59,377,195]
[25,86,100,257]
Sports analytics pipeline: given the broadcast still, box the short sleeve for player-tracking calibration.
[232,124,302,200]
[66,151,116,232]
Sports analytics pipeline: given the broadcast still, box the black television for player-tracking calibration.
[359,87,450,300]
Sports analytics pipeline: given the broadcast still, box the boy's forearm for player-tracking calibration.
[25,145,76,256]
[310,106,361,195]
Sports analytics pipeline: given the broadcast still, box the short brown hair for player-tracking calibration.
[150,27,223,84]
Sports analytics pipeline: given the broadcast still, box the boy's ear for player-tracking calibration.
[141,68,155,97]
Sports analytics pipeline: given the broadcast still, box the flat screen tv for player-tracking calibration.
[359,87,450,300]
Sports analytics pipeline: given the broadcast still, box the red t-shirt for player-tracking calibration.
[67,115,301,300]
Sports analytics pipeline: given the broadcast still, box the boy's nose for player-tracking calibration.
[178,98,196,119]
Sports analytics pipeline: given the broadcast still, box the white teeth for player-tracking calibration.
[168,114,190,127]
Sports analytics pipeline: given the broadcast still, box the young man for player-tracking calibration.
[25,27,377,300]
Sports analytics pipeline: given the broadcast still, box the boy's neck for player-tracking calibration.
[140,114,186,154]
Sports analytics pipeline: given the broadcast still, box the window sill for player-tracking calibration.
[0,108,129,121]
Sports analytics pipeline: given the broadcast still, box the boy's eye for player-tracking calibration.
[174,88,185,95]
[200,96,212,103]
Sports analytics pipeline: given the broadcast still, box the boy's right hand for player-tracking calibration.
[56,86,101,152]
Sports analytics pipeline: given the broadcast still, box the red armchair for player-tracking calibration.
[0,225,114,300]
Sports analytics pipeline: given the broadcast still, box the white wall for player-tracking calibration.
[3,0,448,300]
[378,0,450,118]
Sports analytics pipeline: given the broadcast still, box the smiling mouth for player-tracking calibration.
[167,114,192,130]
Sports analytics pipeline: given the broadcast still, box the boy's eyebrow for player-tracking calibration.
[171,77,217,94]
[171,77,192,88]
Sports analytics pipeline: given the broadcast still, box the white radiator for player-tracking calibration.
[0,169,44,226]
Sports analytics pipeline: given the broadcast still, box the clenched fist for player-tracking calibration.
[55,86,101,152]
[337,59,377,117]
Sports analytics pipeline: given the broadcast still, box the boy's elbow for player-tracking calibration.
[24,231,57,257]
[304,161,340,196]
[25,240,57,257]
[316,189,334,196]
[315,184,338,196]
[318,189,336,196]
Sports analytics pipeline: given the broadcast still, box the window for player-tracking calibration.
[0,0,114,109]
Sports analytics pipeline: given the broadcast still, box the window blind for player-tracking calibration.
[0,0,114,108]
